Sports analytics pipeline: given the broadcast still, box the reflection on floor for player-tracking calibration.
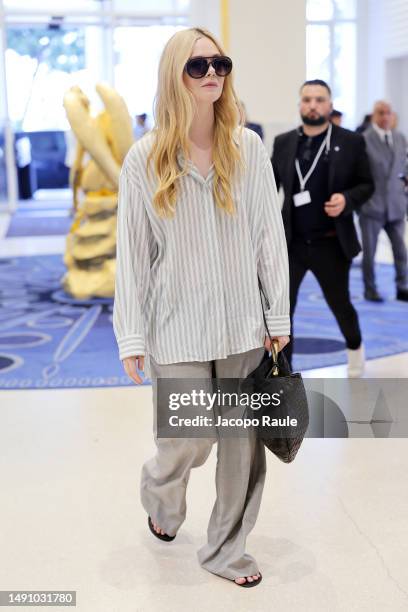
[0,196,407,611]
[1,387,408,611]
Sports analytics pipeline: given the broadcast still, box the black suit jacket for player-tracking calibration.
[271,124,375,260]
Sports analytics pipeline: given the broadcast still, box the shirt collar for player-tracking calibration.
[298,125,329,137]
[176,127,242,184]
[176,149,215,185]
[372,122,393,143]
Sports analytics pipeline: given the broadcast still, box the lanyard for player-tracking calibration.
[295,123,332,192]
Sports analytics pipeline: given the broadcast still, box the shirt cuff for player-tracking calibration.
[263,313,291,336]
[117,334,145,361]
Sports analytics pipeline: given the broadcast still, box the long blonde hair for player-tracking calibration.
[147,27,244,218]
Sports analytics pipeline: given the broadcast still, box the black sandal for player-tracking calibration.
[234,572,262,588]
[148,516,176,542]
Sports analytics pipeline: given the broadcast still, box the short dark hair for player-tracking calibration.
[300,79,332,97]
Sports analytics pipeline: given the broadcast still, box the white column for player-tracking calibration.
[174,1,306,153]
[189,0,221,39]
[228,0,306,153]
[357,0,386,122]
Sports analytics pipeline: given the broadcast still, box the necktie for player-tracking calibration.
[384,133,391,148]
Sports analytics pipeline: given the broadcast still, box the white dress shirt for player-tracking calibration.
[372,122,393,147]
[113,127,290,366]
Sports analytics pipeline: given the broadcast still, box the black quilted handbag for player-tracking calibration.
[242,286,309,463]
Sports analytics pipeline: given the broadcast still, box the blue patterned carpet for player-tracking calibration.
[0,255,406,389]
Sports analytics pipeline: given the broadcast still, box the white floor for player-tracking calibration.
[1,202,408,611]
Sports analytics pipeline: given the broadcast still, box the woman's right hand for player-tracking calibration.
[122,355,145,385]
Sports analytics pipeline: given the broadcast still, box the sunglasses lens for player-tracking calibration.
[186,56,233,78]
[213,57,232,76]
[186,58,208,78]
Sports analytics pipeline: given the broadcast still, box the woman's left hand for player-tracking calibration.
[264,335,290,352]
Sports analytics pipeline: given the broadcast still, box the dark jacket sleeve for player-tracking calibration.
[341,134,375,216]
[271,136,282,192]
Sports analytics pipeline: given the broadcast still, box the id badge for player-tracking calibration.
[293,190,312,207]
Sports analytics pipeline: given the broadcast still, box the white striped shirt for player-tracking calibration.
[113,127,290,366]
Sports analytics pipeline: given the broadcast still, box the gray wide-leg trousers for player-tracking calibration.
[140,347,266,580]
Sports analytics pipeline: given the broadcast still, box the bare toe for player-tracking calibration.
[235,577,247,585]
[152,522,166,536]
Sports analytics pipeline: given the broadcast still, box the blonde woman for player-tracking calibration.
[113,27,290,588]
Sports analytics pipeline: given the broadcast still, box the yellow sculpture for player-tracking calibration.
[62,83,134,299]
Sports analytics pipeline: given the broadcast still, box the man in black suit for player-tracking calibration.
[271,79,375,377]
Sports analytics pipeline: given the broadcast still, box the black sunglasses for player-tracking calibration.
[184,55,233,79]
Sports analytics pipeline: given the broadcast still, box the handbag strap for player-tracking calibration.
[258,279,279,375]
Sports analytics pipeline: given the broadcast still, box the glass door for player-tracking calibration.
[0,0,17,212]
[1,0,191,203]
[4,19,108,199]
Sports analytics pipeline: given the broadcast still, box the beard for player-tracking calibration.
[301,113,328,126]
